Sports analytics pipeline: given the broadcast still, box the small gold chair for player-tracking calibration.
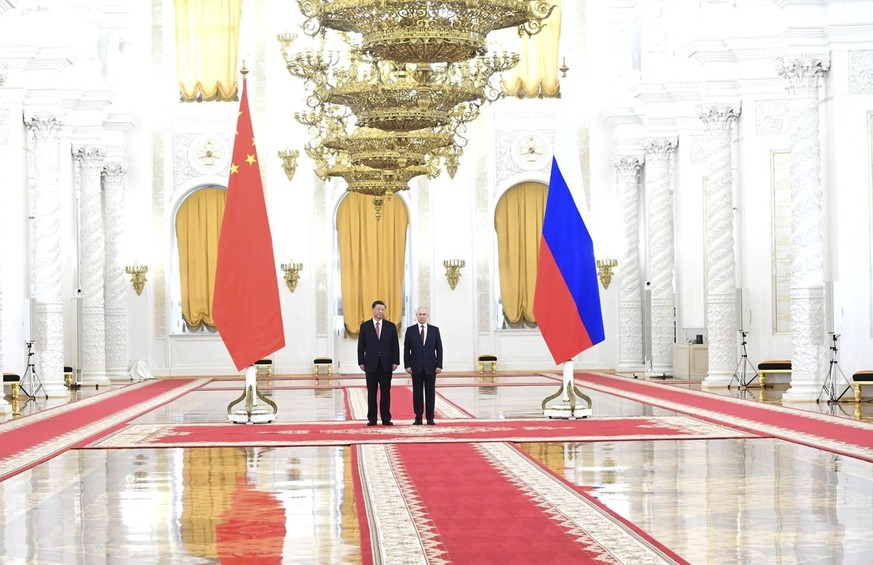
[314,357,333,383]
[477,354,497,382]
[3,373,21,400]
[757,360,791,388]
[852,370,873,402]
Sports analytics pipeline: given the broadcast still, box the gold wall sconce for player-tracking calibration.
[281,262,303,292]
[124,263,149,296]
[443,259,465,290]
[596,258,618,290]
[278,149,299,181]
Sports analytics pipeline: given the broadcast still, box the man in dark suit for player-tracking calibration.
[404,306,443,425]
[357,299,399,426]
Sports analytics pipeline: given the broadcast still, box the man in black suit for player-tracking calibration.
[357,299,399,426]
[404,306,443,425]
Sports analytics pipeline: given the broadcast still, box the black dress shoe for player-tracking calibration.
[367,422,377,426]
[413,419,422,425]
[427,420,435,425]
[383,421,394,426]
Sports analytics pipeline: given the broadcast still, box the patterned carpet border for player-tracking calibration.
[0,379,207,481]
[574,372,873,462]
[84,416,758,449]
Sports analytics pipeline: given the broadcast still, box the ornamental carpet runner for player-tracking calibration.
[574,372,873,462]
[0,378,204,481]
[341,385,689,564]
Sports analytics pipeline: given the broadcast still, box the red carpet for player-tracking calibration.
[354,441,688,564]
[0,379,201,480]
[576,372,873,462]
[88,415,755,449]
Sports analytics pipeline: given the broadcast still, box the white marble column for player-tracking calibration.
[614,155,645,373]
[699,104,741,387]
[103,161,129,381]
[25,113,67,396]
[75,146,110,386]
[777,55,830,401]
[643,138,678,375]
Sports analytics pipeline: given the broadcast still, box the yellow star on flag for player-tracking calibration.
[246,154,256,165]
[230,163,239,174]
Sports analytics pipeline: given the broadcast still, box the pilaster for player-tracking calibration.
[103,160,129,381]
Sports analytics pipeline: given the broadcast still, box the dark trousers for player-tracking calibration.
[366,366,392,424]
[411,371,436,421]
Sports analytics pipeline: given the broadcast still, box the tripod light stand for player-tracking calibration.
[729,330,759,389]
[818,333,851,403]
[20,341,47,399]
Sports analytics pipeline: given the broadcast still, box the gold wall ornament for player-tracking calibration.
[281,262,304,292]
[124,264,149,296]
[596,258,618,290]
[443,258,465,290]
[278,149,300,181]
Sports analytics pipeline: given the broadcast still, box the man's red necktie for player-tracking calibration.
[420,325,425,344]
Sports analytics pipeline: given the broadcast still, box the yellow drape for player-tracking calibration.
[502,0,563,98]
[175,187,226,329]
[337,194,409,335]
[494,182,548,325]
[173,0,242,102]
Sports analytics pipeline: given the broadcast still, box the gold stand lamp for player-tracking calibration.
[124,264,148,296]
[596,259,618,290]
[443,259,465,290]
[281,262,303,292]
[278,149,299,181]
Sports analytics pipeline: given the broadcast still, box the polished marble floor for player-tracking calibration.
[1,375,872,564]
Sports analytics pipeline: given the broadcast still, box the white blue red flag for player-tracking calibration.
[533,157,605,364]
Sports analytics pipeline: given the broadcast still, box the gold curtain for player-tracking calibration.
[173,0,242,102]
[337,194,409,335]
[502,0,563,98]
[176,187,226,329]
[494,182,547,325]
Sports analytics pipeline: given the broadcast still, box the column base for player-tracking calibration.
[781,381,822,403]
[702,371,734,388]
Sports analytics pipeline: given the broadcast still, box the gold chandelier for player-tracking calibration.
[298,0,556,64]
[282,1,555,215]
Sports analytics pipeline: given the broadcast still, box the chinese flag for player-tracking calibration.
[212,77,285,371]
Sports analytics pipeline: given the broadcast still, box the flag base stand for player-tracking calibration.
[227,365,278,424]
[541,362,592,419]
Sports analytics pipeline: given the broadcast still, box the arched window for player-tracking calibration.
[494,182,547,328]
[335,193,410,335]
[173,186,226,333]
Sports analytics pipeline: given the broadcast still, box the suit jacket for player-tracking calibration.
[404,323,443,375]
[357,319,400,372]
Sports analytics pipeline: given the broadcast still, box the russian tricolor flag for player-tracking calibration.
[534,158,605,364]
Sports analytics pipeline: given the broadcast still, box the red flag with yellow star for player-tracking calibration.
[213,77,285,370]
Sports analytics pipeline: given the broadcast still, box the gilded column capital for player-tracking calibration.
[697,103,741,136]
[643,138,677,162]
[776,55,830,97]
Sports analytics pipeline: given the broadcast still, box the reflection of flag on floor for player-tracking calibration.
[533,158,604,364]
[213,77,285,371]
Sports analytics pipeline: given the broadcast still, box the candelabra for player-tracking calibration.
[281,262,303,293]
[124,263,149,296]
[443,259,465,290]
[595,258,618,290]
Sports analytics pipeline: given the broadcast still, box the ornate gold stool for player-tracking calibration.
[477,355,497,383]
[757,360,791,389]
[852,370,873,402]
[64,366,74,388]
[314,357,333,383]
[3,373,21,400]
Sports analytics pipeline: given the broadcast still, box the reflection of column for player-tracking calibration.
[103,161,129,380]
[643,138,678,374]
[698,104,741,387]
[614,156,644,373]
[25,113,67,396]
[76,147,109,386]
[777,55,830,400]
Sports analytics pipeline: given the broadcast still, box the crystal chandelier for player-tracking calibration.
[282,1,555,215]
